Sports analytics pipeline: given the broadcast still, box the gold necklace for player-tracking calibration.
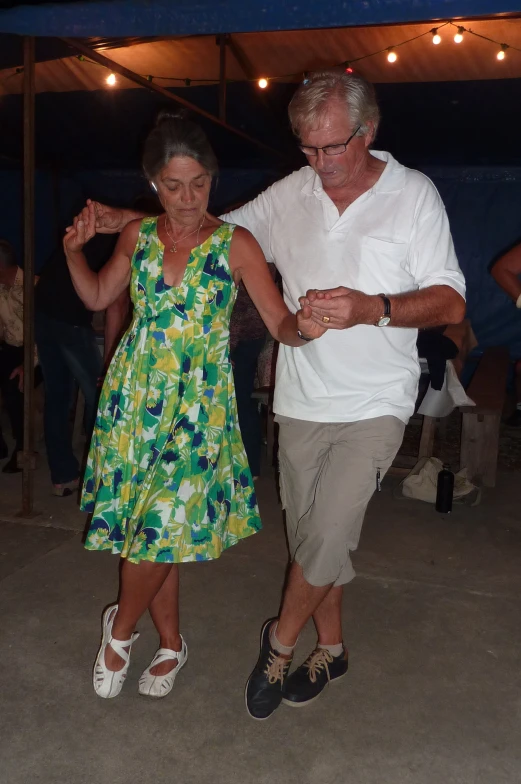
[164,215,205,254]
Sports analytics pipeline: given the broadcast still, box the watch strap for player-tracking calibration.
[379,295,391,316]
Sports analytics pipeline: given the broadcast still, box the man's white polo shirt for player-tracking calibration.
[222,151,466,424]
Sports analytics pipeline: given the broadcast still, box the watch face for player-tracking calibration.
[378,316,391,327]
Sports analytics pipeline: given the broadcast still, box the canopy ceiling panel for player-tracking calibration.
[2,18,521,96]
[0,0,519,37]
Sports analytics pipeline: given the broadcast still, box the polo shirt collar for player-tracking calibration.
[301,150,407,198]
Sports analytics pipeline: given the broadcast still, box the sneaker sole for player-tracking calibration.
[282,670,348,708]
[244,619,278,721]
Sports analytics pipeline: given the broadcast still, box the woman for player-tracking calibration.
[64,111,325,700]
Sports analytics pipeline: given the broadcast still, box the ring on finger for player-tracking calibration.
[322,315,331,324]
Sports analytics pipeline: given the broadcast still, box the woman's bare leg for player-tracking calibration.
[148,564,182,675]
[104,559,173,671]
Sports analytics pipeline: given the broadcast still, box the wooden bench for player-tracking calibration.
[459,347,510,488]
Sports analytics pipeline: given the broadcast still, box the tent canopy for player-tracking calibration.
[3,17,521,96]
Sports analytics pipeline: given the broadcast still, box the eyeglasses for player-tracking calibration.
[299,126,361,157]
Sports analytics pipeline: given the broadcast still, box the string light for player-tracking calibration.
[454,27,465,44]
[68,18,520,92]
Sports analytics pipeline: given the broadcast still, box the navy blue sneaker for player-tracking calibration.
[245,619,293,720]
[282,646,348,708]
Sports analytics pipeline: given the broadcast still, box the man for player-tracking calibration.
[35,227,120,495]
[85,70,465,720]
[0,240,26,472]
[491,243,521,425]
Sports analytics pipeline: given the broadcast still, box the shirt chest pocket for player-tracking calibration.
[358,236,413,295]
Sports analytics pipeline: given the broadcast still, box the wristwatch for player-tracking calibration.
[376,295,391,327]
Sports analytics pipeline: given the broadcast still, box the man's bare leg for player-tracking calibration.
[275,561,334,647]
[313,585,343,646]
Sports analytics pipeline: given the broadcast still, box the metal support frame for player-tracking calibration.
[60,37,284,159]
[217,34,228,122]
[19,35,37,517]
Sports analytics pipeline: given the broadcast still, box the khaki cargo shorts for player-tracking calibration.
[276,414,405,587]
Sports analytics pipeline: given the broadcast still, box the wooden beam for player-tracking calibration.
[20,36,37,517]
[60,37,284,160]
[227,36,258,82]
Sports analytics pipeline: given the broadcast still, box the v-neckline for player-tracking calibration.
[155,217,220,290]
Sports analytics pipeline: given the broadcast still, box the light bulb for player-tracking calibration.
[387,48,397,63]
[454,28,464,44]
[258,78,268,89]
[432,30,442,45]
[106,73,116,86]
[497,45,508,60]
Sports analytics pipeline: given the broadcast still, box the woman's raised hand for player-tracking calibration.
[63,202,97,255]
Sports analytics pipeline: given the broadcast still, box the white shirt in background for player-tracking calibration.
[222,151,466,424]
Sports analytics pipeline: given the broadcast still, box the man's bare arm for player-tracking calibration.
[301,285,465,330]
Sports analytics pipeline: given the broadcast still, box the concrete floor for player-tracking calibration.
[1,451,521,784]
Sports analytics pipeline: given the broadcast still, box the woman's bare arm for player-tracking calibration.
[229,226,325,346]
[64,203,140,311]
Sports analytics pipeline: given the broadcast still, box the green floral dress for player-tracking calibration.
[82,218,261,564]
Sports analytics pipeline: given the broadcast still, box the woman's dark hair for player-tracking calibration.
[142,109,219,181]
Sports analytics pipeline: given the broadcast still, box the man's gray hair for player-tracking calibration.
[288,69,381,141]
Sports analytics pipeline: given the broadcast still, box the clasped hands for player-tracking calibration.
[296,287,378,340]
[63,201,98,254]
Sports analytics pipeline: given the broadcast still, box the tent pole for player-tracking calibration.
[19,35,37,517]
[60,37,284,160]
[218,34,228,122]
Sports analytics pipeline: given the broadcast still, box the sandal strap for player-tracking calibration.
[108,632,139,661]
[150,644,184,668]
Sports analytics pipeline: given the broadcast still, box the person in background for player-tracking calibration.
[101,194,163,372]
[491,242,521,426]
[35,225,118,495]
[230,281,269,480]
[0,240,27,473]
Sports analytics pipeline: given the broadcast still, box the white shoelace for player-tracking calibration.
[264,651,291,685]
[304,648,334,683]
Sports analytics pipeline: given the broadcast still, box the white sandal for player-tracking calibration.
[93,604,140,699]
[138,636,188,698]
